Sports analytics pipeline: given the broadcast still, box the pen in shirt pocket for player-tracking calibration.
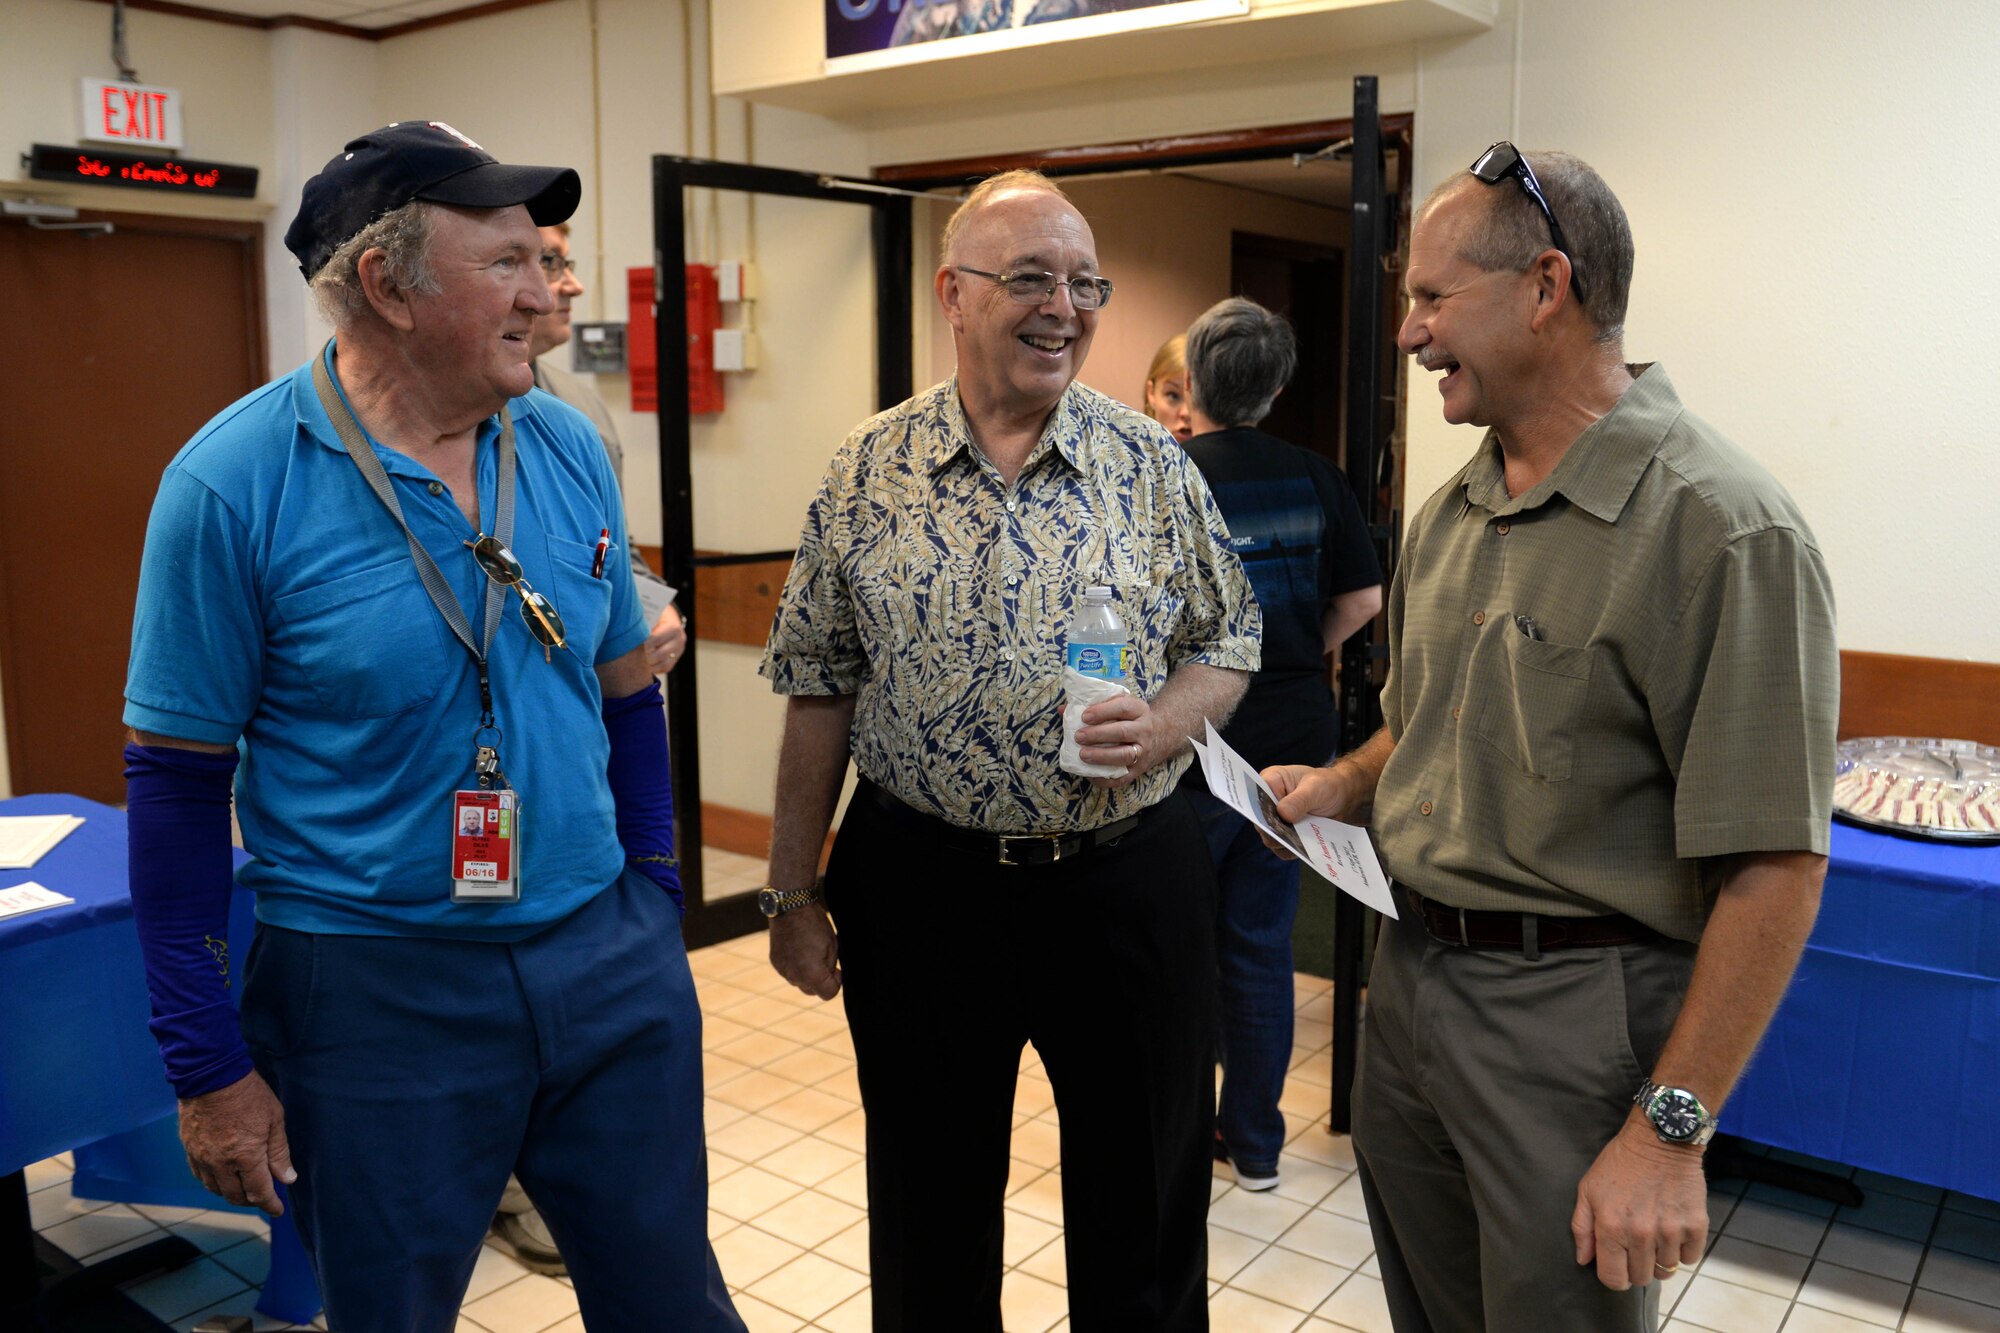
[591,527,610,579]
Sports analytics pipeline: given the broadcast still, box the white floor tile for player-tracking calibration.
[1669,1273,1792,1333]
[1773,1303,1894,1333]
[38,1202,164,1261]
[1274,1207,1375,1270]
[1210,1186,1313,1243]
[817,1216,870,1274]
[1312,1270,1395,1333]
[1917,1248,2000,1307]
[1793,1259,1910,1327]
[1816,1221,1925,1284]
[814,1285,873,1333]
[121,1256,252,1323]
[1014,1232,1067,1287]
[724,1291,811,1333]
[999,1269,1069,1333]
[747,1252,869,1322]
[1836,1189,1940,1242]
[709,1165,806,1224]
[1933,1209,2000,1264]
[1230,1244,1348,1313]
[711,1223,806,1288]
[458,1271,579,1333]
[758,1134,862,1189]
[1901,1287,2000,1332]
[1697,1235,1809,1300]
[753,1189,866,1251]
[1721,1198,1831,1256]
[1208,1223,1269,1284]
[1207,1285,1308,1331]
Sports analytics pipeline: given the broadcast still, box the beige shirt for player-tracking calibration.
[1375,364,1838,940]
[762,377,1261,833]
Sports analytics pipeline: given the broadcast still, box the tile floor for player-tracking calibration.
[23,849,2000,1332]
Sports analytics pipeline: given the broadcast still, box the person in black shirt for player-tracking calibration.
[1180,297,1384,1189]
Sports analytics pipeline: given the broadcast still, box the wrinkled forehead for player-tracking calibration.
[957,189,1097,269]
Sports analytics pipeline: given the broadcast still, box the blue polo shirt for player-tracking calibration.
[124,343,647,937]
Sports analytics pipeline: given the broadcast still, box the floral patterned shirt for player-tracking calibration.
[761,377,1260,833]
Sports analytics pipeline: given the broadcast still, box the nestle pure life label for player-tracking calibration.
[1066,642,1129,681]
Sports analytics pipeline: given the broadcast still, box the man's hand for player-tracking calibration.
[770,904,841,1000]
[178,1071,297,1217]
[1075,692,1168,790]
[1255,762,1363,858]
[645,603,687,675]
[1571,1117,1708,1290]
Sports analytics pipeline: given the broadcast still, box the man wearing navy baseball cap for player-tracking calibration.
[123,122,744,1331]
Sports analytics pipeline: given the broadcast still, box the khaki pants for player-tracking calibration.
[1354,905,1696,1332]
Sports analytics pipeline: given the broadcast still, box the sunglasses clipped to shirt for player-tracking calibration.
[1468,141,1588,304]
[466,535,568,662]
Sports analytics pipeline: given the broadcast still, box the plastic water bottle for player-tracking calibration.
[1066,585,1129,688]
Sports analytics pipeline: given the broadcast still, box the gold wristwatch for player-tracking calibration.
[756,883,824,919]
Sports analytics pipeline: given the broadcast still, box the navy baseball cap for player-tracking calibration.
[284,121,581,280]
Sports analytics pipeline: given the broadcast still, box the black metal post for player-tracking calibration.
[1330,74,1386,1135]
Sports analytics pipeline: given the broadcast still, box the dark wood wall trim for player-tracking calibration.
[875,113,1415,187]
[1838,651,2000,745]
[78,0,563,42]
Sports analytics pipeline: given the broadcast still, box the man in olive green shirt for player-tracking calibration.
[1268,145,1837,1331]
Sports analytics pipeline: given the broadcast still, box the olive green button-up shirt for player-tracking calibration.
[762,377,1261,833]
[1375,364,1838,940]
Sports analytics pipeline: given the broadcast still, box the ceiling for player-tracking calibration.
[85,0,543,33]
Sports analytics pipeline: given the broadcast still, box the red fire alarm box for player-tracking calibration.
[626,267,656,412]
[624,265,725,415]
[685,263,723,414]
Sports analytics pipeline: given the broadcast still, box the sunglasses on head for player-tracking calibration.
[465,535,568,663]
[1469,141,1588,305]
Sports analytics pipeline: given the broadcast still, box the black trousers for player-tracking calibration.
[826,783,1217,1333]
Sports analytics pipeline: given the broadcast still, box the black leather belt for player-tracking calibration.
[863,780,1145,867]
[1406,889,1656,952]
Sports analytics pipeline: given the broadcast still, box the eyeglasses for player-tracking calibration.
[537,253,577,278]
[1468,141,1588,304]
[955,266,1114,311]
[465,535,568,662]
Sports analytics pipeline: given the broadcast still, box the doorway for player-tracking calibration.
[0,211,266,803]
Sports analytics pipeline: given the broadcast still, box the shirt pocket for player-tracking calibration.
[274,561,452,718]
[544,535,614,659]
[1472,628,1594,782]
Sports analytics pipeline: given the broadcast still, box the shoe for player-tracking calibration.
[487,1206,567,1275]
[1233,1167,1281,1192]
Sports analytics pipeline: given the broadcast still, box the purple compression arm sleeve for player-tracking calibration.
[603,679,682,913]
[124,742,254,1099]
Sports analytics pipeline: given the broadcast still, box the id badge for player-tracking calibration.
[452,788,521,903]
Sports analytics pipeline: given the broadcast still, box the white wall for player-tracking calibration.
[7,0,1996,799]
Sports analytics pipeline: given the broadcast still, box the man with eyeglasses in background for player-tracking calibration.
[121,122,743,1331]
[759,170,1260,1331]
[1264,145,1837,1330]
[481,219,690,1273]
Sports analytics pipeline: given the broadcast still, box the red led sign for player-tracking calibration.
[27,143,258,198]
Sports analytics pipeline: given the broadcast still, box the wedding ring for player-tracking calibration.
[1653,1263,1679,1277]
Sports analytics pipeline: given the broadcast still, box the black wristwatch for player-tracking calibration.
[756,883,824,919]
[1633,1080,1716,1147]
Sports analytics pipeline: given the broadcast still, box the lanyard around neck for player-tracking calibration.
[310,344,516,713]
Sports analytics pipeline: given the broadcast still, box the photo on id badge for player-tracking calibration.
[452,788,520,902]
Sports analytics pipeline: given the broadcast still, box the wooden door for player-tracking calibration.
[0,211,265,802]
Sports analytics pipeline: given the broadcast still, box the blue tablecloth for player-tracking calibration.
[1723,820,2000,1201]
[0,794,185,1174]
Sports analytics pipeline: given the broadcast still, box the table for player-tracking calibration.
[0,793,316,1328]
[1722,820,2000,1202]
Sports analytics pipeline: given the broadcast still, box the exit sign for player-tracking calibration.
[81,79,183,150]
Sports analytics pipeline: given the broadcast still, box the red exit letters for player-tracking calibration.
[81,79,183,150]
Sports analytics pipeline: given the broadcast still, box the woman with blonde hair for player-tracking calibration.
[1141,333,1194,442]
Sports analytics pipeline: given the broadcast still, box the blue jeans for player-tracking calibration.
[240,868,743,1333]
[1185,784,1301,1176]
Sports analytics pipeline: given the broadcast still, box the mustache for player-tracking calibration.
[1414,348,1458,371]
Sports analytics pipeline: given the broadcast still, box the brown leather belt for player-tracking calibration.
[1406,889,1656,952]
[863,780,1147,867]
